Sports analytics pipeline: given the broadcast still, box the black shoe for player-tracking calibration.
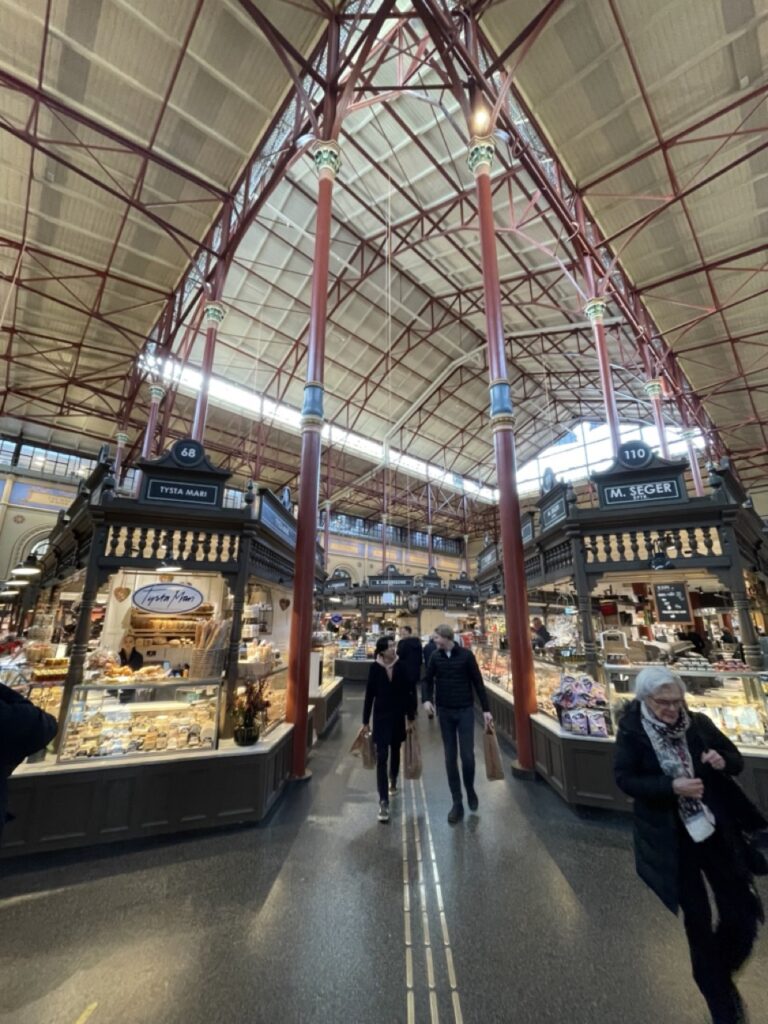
[467,789,479,812]
[388,779,397,795]
[378,801,390,823]
[447,803,464,824]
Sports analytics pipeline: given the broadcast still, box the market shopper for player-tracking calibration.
[422,624,492,823]
[531,616,551,650]
[119,633,144,671]
[363,636,416,823]
[397,625,424,685]
[614,666,766,1024]
[0,683,58,846]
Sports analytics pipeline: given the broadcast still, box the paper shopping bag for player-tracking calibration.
[404,725,422,780]
[350,726,376,769]
[483,723,505,781]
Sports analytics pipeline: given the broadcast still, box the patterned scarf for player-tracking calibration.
[640,701,715,835]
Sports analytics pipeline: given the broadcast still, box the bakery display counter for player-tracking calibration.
[308,675,344,738]
[484,680,516,742]
[2,723,297,858]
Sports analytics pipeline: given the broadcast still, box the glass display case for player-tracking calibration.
[603,664,768,750]
[233,664,288,735]
[321,642,340,686]
[58,681,221,762]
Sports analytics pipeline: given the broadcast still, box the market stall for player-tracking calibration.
[479,446,768,814]
[2,442,322,857]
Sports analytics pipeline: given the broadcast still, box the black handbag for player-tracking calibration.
[743,833,768,877]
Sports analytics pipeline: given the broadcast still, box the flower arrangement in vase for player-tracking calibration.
[230,678,271,746]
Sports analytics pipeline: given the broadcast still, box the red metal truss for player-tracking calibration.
[3,0,752,535]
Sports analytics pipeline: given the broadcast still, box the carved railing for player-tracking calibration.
[583,526,723,568]
[104,525,241,567]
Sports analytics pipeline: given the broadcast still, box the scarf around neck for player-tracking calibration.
[376,653,398,680]
[640,700,715,839]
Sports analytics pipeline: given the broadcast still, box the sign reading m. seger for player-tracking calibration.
[599,478,683,507]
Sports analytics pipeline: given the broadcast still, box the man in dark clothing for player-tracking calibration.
[0,683,58,846]
[422,623,492,823]
[423,634,437,667]
[397,626,423,686]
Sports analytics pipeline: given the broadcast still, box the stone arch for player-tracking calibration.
[7,526,51,576]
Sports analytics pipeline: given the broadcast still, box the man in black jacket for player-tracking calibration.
[422,624,492,823]
[0,683,58,846]
[396,626,423,687]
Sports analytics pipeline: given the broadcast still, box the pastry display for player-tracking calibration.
[58,688,219,762]
[31,657,69,681]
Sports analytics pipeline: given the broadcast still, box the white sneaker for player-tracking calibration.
[378,800,390,823]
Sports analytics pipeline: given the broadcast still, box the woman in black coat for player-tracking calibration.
[615,666,765,1024]
[1,683,58,846]
[363,635,416,824]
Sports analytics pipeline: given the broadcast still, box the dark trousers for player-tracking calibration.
[437,706,475,803]
[376,742,401,802]
[678,827,761,1023]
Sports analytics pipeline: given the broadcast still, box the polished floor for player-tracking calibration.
[1,692,767,1024]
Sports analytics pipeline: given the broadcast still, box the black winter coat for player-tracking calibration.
[396,636,424,684]
[0,683,58,843]
[363,660,416,748]
[614,700,766,913]
[422,643,490,712]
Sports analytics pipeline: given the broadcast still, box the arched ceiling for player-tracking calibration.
[0,0,765,532]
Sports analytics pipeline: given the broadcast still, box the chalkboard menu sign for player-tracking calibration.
[653,582,692,623]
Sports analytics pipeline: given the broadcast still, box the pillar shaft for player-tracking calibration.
[286,140,340,779]
[470,136,537,772]
[191,302,226,442]
[427,526,434,572]
[113,430,129,483]
[381,514,388,572]
[585,299,621,456]
[323,502,332,571]
[683,429,705,497]
[134,384,164,496]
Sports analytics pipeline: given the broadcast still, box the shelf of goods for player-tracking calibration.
[241,599,273,640]
[3,656,69,721]
[129,603,215,663]
[237,640,283,678]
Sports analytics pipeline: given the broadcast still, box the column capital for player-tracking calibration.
[115,431,129,446]
[426,525,434,535]
[203,301,226,327]
[148,383,165,403]
[311,139,341,180]
[681,428,698,442]
[584,297,608,323]
[643,378,663,399]
[468,135,495,177]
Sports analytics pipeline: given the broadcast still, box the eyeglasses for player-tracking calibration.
[649,696,684,709]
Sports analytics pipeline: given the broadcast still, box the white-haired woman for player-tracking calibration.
[615,666,765,1024]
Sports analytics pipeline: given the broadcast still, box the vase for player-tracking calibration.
[233,724,260,747]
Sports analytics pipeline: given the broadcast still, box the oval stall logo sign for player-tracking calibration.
[132,583,204,616]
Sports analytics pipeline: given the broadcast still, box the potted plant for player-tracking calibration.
[230,678,270,746]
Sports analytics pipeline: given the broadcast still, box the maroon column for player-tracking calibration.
[191,301,226,442]
[134,383,165,495]
[323,501,332,571]
[381,514,388,571]
[585,298,621,457]
[113,429,129,484]
[683,428,705,496]
[463,533,470,576]
[286,140,340,779]
[427,526,434,572]
[470,136,537,774]
[643,379,670,459]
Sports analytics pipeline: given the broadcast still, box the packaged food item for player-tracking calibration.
[566,709,589,736]
[587,710,608,737]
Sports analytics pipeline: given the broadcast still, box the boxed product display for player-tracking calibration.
[551,673,612,736]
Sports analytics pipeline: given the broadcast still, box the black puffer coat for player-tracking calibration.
[614,700,766,913]
[363,659,416,749]
[1,683,58,844]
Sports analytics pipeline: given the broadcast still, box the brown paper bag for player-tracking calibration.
[350,726,376,769]
[483,723,505,780]
[404,725,422,780]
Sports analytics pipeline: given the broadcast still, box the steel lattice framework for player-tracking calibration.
[0,0,765,534]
